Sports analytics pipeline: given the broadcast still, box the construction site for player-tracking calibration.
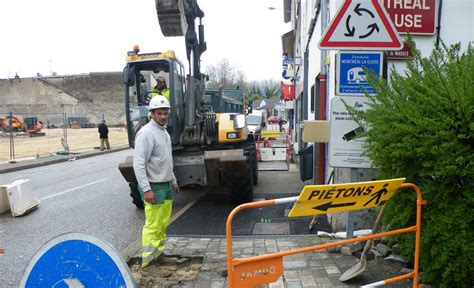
[0,72,130,162]
[0,127,129,163]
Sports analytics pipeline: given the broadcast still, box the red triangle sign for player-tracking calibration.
[319,0,402,50]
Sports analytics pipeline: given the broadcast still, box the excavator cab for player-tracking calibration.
[123,49,186,147]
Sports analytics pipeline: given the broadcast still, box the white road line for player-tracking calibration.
[40,178,110,201]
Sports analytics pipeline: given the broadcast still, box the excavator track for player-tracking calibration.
[155,0,188,37]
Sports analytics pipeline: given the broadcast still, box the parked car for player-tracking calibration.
[267,116,287,125]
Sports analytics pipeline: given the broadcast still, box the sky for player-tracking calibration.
[0,0,291,81]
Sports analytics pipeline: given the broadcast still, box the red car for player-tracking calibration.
[267,116,287,124]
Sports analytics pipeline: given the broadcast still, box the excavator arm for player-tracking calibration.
[155,0,207,144]
[119,0,256,207]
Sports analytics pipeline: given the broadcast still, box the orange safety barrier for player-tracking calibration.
[226,182,426,288]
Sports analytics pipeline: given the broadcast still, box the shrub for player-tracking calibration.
[348,39,473,287]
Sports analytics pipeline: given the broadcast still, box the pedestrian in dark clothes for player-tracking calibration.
[98,120,111,150]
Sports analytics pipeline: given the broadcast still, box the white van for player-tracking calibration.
[247,110,266,135]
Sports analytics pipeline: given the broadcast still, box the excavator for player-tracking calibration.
[118,0,258,208]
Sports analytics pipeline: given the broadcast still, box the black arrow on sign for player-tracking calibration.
[312,201,357,212]
[344,15,355,37]
[359,23,380,39]
[354,3,374,18]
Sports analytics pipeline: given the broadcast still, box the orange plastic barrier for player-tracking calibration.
[226,182,426,287]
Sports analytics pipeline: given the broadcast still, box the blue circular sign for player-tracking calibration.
[20,233,136,287]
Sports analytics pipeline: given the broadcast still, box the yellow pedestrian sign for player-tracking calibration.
[288,178,406,217]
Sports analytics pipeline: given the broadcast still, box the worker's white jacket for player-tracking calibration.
[133,120,177,192]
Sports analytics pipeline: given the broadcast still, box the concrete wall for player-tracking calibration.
[0,72,125,126]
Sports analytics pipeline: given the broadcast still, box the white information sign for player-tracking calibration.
[329,96,373,168]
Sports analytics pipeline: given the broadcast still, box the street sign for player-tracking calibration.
[383,0,438,35]
[288,178,405,217]
[336,51,384,95]
[20,233,136,288]
[329,96,372,168]
[319,0,402,50]
[386,42,414,60]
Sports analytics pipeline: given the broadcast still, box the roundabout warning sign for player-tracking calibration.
[319,0,402,50]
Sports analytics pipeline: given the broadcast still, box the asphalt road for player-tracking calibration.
[0,149,319,287]
[0,149,198,287]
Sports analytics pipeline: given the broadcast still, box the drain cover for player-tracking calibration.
[253,222,290,235]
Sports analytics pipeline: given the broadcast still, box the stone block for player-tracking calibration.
[373,250,384,263]
[327,246,341,253]
[383,254,407,269]
[375,243,391,257]
[340,242,363,255]
[354,250,374,261]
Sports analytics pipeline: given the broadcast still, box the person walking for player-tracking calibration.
[98,120,110,150]
[133,95,179,268]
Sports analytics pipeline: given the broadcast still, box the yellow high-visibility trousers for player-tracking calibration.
[140,182,173,267]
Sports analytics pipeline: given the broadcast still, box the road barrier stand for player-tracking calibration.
[226,178,426,288]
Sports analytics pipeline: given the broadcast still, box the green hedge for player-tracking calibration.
[348,39,473,287]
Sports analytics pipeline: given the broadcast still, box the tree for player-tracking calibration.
[205,58,246,89]
[205,59,283,104]
[349,39,473,287]
[247,81,262,101]
[246,79,282,101]
[259,79,281,99]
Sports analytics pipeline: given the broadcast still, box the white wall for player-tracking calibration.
[298,0,473,182]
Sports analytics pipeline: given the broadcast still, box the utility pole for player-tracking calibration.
[313,0,328,185]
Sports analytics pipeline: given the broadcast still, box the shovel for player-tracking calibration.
[339,203,387,281]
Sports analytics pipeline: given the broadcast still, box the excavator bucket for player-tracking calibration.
[155,0,188,37]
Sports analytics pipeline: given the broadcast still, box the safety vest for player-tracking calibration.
[150,87,170,101]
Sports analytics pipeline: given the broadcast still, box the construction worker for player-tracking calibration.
[133,95,179,268]
[150,75,170,101]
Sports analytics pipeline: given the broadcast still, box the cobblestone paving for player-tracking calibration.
[157,236,412,287]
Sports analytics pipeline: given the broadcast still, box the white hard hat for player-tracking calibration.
[155,75,166,82]
[152,72,166,83]
[148,95,170,111]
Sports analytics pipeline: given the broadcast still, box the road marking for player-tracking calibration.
[121,190,207,260]
[169,190,207,224]
[40,178,110,201]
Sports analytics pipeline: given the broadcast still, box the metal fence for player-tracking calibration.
[0,112,129,163]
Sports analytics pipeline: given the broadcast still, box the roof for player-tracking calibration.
[253,98,280,110]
